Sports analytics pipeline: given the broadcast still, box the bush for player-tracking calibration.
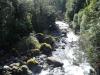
[0,0,33,49]
[72,14,80,33]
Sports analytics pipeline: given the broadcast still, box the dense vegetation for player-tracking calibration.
[0,0,66,74]
[0,0,100,74]
[0,0,66,50]
[65,0,100,73]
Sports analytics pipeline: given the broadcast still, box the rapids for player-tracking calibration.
[34,21,94,75]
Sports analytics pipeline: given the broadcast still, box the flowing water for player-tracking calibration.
[34,21,94,75]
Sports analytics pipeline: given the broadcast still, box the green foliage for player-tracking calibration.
[77,0,100,66]
[0,0,62,50]
[31,0,56,32]
[0,0,33,49]
[65,0,100,67]
[65,0,86,21]
[72,14,80,33]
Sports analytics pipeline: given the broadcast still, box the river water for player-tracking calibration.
[35,21,94,75]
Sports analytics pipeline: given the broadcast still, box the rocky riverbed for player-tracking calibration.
[0,21,95,75]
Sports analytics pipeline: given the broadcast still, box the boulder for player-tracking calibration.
[3,63,33,75]
[3,65,11,70]
[10,63,20,68]
[27,58,38,67]
[21,65,31,73]
[44,36,55,47]
[40,43,52,55]
[30,49,40,56]
[47,57,63,67]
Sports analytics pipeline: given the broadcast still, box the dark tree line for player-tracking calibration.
[0,0,66,50]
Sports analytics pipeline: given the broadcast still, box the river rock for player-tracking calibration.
[21,65,29,71]
[10,63,20,67]
[40,43,52,55]
[4,64,33,75]
[26,49,40,57]
[44,36,55,47]
[27,58,38,67]
[3,65,11,70]
[47,57,63,67]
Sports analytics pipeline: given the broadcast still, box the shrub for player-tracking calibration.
[72,14,80,33]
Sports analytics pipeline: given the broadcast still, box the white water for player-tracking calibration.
[39,21,93,75]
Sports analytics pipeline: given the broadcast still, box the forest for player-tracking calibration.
[0,0,100,75]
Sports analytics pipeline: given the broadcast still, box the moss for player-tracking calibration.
[40,43,52,55]
[27,58,38,66]
[15,35,41,51]
[40,43,52,50]
[44,36,55,46]
[26,35,41,49]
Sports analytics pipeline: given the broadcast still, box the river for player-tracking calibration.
[33,21,94,75]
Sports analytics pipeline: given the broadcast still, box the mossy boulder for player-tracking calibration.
[27,58,38,66]
[35,33,45,43]
[30,49,40,56]
[3,63,32,75]
[40,43,52,55]
[20,65,32,75]
[26,49,40,57]
[26,36,41,49]
[16,35,40,51]
[44,36,55,47]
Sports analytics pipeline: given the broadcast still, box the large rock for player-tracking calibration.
[47,57,63,67]
[40,43,52,55]
[3,63,33,75]
[27,58,38,67]
[16,35,40,52]
[44,36,55,47]
[20,65,32,75]
[10,63,20,68]
[3,65,11,70]
[27,49,40,57]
